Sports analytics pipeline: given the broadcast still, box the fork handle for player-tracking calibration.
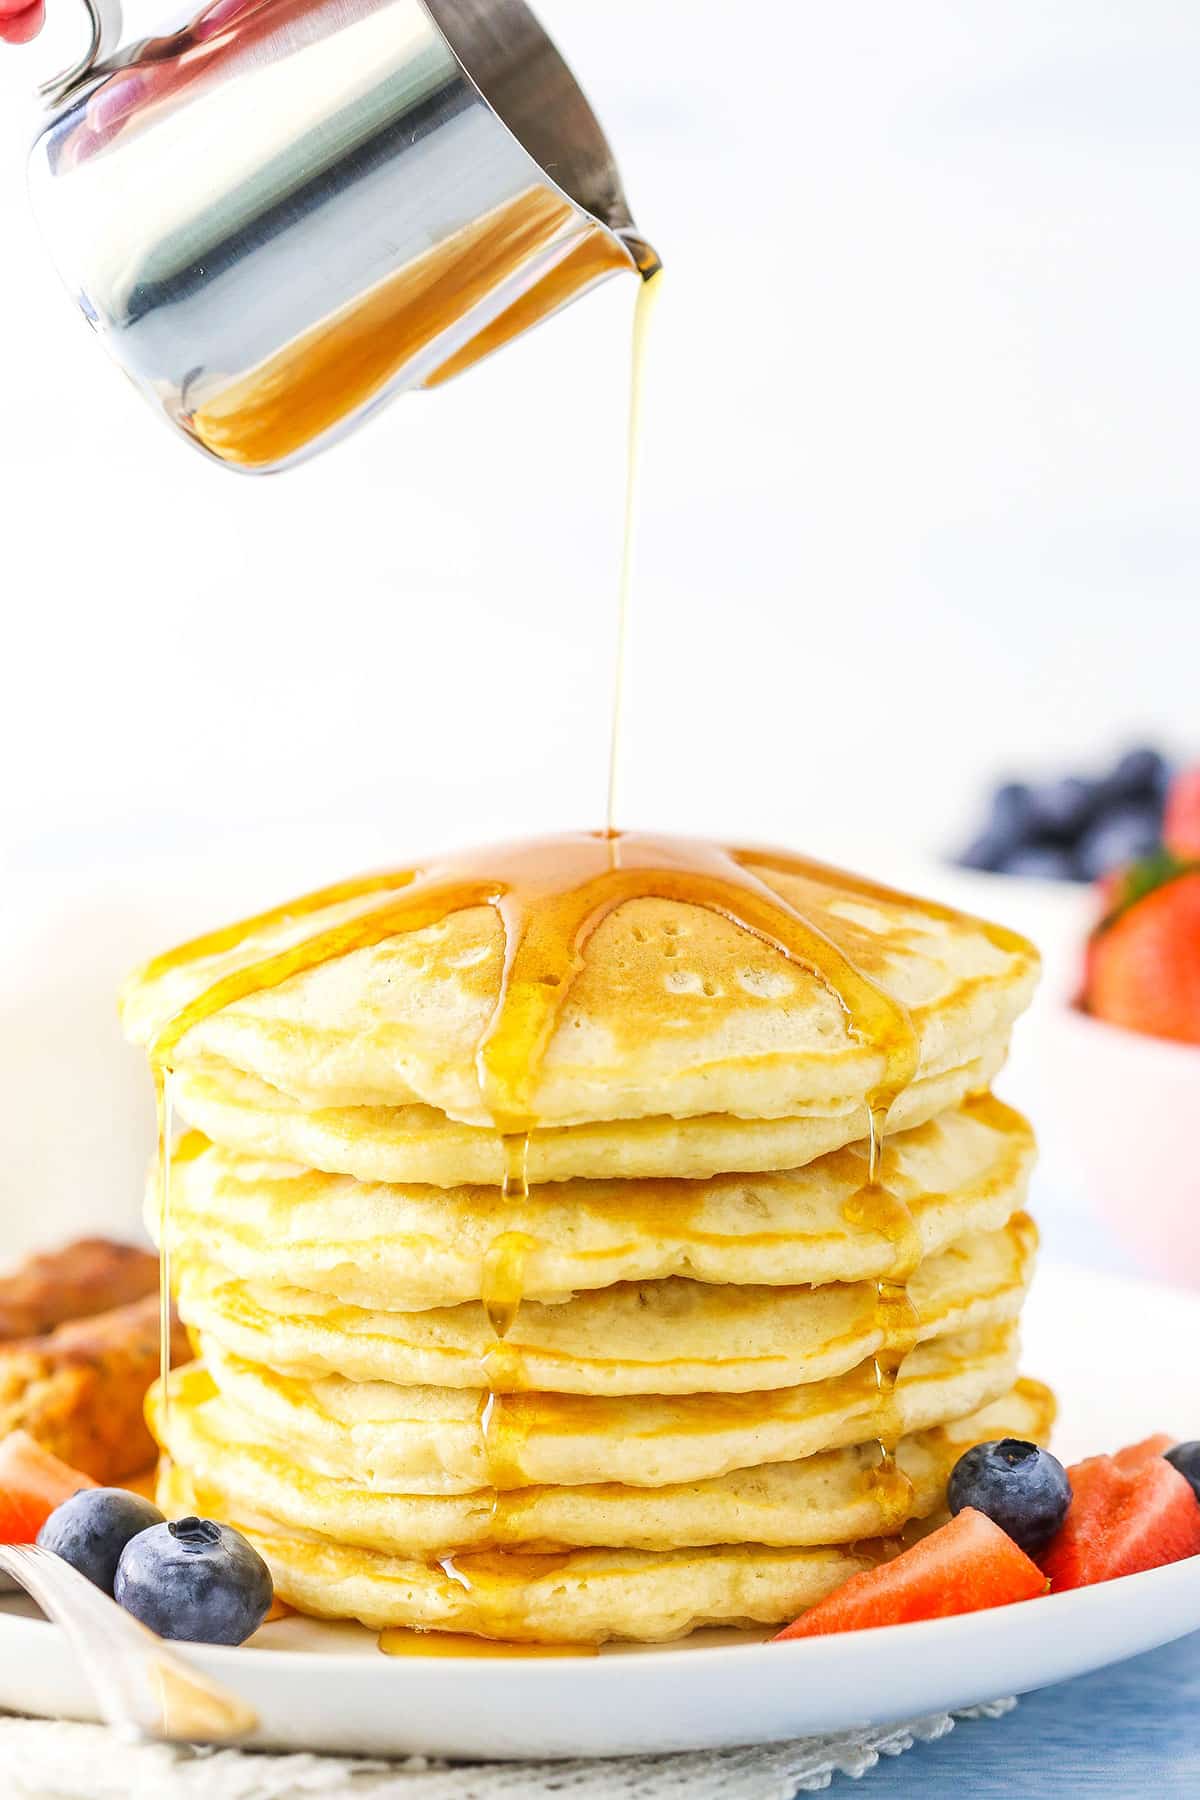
[0,1543,258,1743]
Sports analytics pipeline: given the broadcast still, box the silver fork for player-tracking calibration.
[0,1543,259,1744]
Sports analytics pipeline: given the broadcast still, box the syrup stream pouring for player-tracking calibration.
[0,1544,258,1744]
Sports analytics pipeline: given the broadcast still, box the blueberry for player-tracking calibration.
[958,831,1008,872]
[1075,806,1163,881]
[114,1516,273,1645]
[947,1437,1072,1552]
[36,1489,164,1595]
[986,782,1036,848]
[997,845,1079,882]
[1029,777,1098,843]
[1165,1441,1200,1502]
[1105,747,1170,806]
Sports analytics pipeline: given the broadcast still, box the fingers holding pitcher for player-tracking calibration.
[1,0,46,44]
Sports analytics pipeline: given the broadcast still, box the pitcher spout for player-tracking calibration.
[615,228,662,281]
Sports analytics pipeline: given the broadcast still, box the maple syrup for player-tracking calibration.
[841,1103,923,1528]
[606,267,662,836]
[189,187,619,468]
[145,832,920,1111]
[474,267,657,1527]
[378,1628,596,1658]
[477,1136,536,1496]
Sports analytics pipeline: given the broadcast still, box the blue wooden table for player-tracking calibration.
[859,1629,1200,1796]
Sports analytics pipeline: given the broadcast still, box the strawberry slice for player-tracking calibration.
[774,1509,1046,1639]
[1040,1439,1200,1591]
[1165,767,1200,860]
[0,1431,95,1544]
[1086,868,1200,1045]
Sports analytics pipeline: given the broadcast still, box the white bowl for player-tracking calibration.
[905,861,1200,1285]
[1038,1002,1200,1286]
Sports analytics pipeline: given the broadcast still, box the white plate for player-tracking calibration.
[2,1262,1198,1761]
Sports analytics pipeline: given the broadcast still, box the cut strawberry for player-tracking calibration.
[1086,868,1200,1045]
[774,1509,1046,1639]
[1040,1440,1200,1591]
[1165,767,1200,860]
[0,1431,95,1544]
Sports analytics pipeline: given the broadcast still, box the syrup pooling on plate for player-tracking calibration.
[378,1629,597,1659]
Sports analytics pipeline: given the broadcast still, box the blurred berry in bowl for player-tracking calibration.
[1164,767,1200,862]
[956,747,1170,881]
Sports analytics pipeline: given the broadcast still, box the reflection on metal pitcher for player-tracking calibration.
[27,0,659,471]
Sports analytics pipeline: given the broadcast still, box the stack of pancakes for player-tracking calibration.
[122,841,1050,1644]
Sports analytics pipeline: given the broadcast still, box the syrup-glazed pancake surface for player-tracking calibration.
[197,1319,1025,1492]
[121,839,1038,1136]
[157,1379,1055,1642]
[177,1211,1036,1399]
[156,1095,1034,1312]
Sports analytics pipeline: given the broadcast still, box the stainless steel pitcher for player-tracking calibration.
[27,0,658,472]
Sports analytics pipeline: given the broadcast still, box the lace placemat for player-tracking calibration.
[0,1700,1014,1799]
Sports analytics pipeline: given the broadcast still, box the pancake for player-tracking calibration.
[157,1379,1056,1642]
[158,1094,1034,1312]
[199,1321,1023,1492]
[179,1211,1036,1400]
[122,844,1038,1135]
[167,1046,1011,1187]
[156,1348,1028,1554]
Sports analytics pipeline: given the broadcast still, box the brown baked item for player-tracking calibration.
[0,1239,187,1482]
[0,1238,160,1341]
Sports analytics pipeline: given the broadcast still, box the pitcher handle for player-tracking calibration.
[39,0,121,104]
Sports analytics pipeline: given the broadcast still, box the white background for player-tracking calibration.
[0,2,1197,1250]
